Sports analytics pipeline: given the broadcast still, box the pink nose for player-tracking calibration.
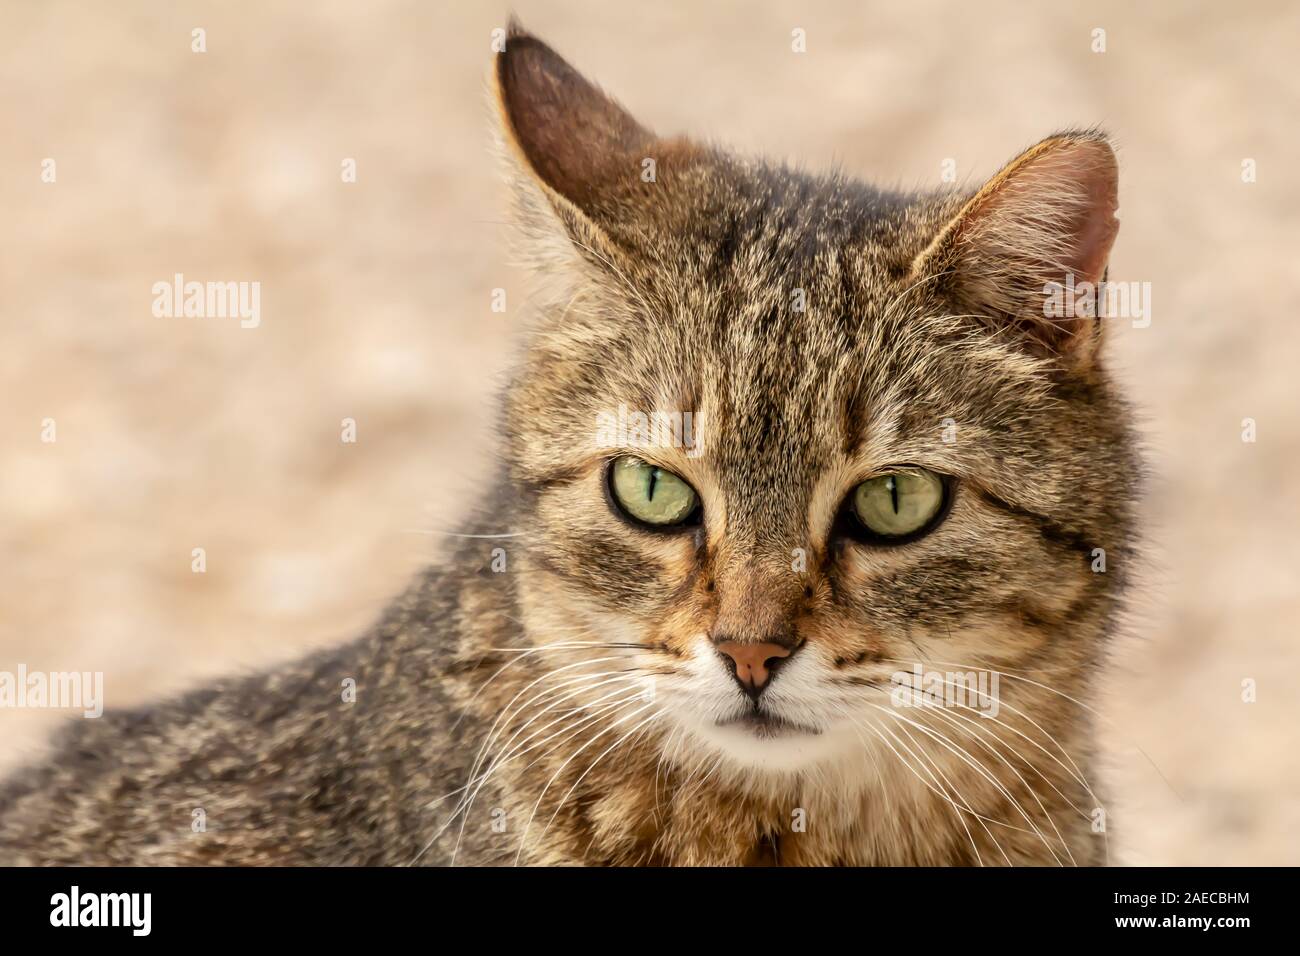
[715,642,793,697]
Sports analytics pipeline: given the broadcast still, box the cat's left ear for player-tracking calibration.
[911,132,1119,367]
[492,22,697,262]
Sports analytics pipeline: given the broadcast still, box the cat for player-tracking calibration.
[0,23,1138,866]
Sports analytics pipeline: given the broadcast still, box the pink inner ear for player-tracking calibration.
[1053,146,1120,287]
[931,135,1122,360]
[960,137,1120,302]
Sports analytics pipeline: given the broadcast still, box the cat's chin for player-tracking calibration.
[719,710,821,739]
[671,713,863,775]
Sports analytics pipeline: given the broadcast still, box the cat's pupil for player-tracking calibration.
[647,468,658,501]
[888,475,899,514]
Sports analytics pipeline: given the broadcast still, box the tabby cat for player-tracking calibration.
[0,24,1138,866]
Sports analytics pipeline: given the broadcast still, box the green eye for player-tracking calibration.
[851,468,947,539]
[609,456,699,527]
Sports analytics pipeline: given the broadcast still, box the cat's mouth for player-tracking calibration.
[717,710,821,739]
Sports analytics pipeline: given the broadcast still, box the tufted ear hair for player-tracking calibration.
[911,132,1120,367]
[491,20,706,270]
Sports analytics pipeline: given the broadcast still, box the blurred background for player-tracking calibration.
[2,0,1297,864]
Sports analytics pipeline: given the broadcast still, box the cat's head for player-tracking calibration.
[492,26,1138,775]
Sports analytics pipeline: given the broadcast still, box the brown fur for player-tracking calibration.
[0,24,1138,866]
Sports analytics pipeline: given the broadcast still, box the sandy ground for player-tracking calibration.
[2,1,1297,865]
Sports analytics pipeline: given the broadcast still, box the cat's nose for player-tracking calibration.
[715,641,796,699]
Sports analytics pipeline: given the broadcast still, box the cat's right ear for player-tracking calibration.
[910,132,1120,369]
[492,22,691,264]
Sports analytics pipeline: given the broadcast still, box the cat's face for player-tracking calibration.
[495,30,1137,774]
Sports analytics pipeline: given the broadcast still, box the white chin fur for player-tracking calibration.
[673,715,866,775]
[656,640,876,776]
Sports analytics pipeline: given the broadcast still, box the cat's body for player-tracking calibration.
[0,533,1109,866]
[0,26,1137,866]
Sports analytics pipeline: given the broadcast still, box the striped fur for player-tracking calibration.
[0,26,1138,866]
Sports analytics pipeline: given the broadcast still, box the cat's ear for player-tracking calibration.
[492,23,699,265]
[911,132,1120,366]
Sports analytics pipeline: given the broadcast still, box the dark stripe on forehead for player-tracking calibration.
[838,365,870,459]
[707,209,742,282]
